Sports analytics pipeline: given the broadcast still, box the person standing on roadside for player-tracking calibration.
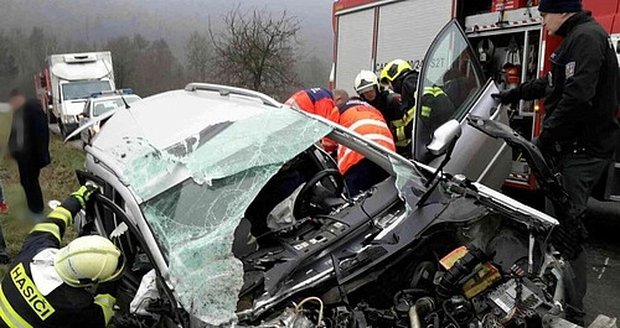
[492,0,620,323]
[7,89,50,218]
[0,178,7,215]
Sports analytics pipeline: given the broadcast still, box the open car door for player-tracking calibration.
[412,20,511,189]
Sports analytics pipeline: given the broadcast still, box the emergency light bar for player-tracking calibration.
[90,89,134,98]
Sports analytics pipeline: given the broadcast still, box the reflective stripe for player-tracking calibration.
[337,148,355,168]
[421,105,432,118]
[396,139,412,147]
[391,107,415,129]
[424,86,446,97]
[30,223,61,243]
[396,126,406,142]
[47,207,72,227]
[94,294,116,326]
[337,133,395,168]
[0,285,33,328]
[364,133,395,146]
[348,119,389,132]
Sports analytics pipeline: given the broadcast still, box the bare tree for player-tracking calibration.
[209,7,301,99]
[105,36,139,88]
[185,31,212,82]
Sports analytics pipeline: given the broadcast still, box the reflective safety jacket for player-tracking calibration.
[365,89,409,156]
[337,98,396,174]
[285,88,340,152]
[0,197,115,328]
[389,84,454,158]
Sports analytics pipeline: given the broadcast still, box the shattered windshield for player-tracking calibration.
[120,109,332,326]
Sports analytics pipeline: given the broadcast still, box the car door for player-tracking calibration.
[412,20,511,189]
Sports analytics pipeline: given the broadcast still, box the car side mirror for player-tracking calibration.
[426,119,462,156]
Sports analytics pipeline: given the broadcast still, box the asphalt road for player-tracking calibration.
[583,199,620,324]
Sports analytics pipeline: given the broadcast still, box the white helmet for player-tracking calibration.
[354,70,380,94]
[54,235,124,287]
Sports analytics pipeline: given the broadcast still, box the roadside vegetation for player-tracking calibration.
[0,110,84,276]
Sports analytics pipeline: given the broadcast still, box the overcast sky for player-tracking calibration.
[0,0,334,61]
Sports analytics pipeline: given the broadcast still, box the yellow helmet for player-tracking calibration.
[354,70,380,94]
[380,59,413,84]
[54,235,124,287]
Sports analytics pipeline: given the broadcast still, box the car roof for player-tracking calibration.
[91,87,280,153]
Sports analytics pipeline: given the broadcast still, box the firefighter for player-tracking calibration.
[379,60,418,155]
[493,0,620,323]
[380,60,455,161]
[354,70,408,157]
[0,185,123,328]
[285,88,341,153]
[337,97,396,194]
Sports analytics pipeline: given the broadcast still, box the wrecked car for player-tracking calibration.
[69,20,610,328]
[70,75,595,328]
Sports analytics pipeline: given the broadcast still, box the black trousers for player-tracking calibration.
[17,160,44,214]
[344,159,389,195]
[546,152,612,322]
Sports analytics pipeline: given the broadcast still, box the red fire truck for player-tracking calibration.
[331,0,620,201]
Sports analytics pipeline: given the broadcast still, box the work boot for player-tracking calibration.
[0,201,8,215]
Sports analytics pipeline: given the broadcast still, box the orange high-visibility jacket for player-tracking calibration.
[285,88,340,152]
[337,98,396,174]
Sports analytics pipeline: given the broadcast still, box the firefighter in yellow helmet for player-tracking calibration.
[380,59,455,162]
[379,60,418,156]
[0,185,123,328]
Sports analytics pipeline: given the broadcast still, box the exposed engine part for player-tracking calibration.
[487,279,543,315]
[410,261,436,290]
[445,296,474,325]
[253,307,316,328]
[294,297,325,327]
[325,307,368,328]
[408,297,435,328]
[437,246,487,298]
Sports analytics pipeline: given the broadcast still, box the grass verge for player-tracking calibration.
[1,107,84,276]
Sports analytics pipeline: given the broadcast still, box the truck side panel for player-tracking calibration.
[335,9,375,94]
[375,0,453,70]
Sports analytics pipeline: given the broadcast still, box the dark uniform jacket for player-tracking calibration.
[508,12,620,158]
[8,99,50,168]
[366,89,409,156]
[0,197,109,328]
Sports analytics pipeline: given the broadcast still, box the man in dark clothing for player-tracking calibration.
[493,0,620,322]
[354,70,408,156]
[8,89,50,215]
[0,186,121,328]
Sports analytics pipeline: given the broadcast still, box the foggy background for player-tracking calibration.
[0,0,334,99]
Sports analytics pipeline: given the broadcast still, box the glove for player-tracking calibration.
[71,183,98,207]
[94,294,117,326]
[491,90,520,105]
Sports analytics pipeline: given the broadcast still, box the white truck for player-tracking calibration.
[35,51,115,137]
